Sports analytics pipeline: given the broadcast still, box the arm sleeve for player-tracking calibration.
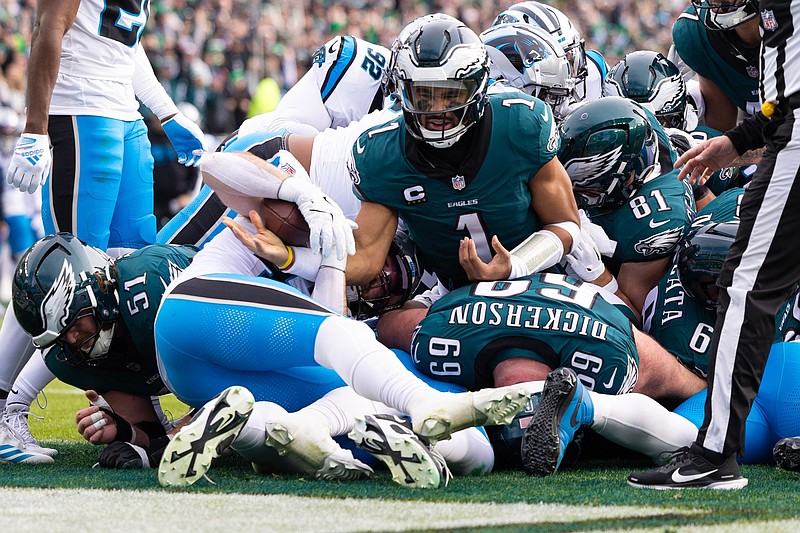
[132,47,179,121]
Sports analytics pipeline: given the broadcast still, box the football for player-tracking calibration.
[258,198,311,246]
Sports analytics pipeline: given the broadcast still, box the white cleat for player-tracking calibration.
[350,414,450,489]
[0,419,53,464]
[410,383,536,444]
[264,412,373,481]
[158,386,254,487]
[3,404,58,457]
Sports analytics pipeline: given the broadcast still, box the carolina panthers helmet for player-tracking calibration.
[558,96,660,212]
[691,0,759,31]
[12,233,120,365]
[604,51,688,129]
[347,230,424,320]
[390,14,490,148]
[678,221,738,309]
[480,23,575,112]
[492,2,587,86]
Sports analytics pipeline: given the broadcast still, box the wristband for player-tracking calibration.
[601,276,619,294]
[103,409,135,443]
[276,246,295,270]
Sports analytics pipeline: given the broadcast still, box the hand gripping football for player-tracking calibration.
[258,198,311,246]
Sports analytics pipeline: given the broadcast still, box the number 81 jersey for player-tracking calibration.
[410,273,639,394]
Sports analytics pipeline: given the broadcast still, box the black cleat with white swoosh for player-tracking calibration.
[627,444,748,490]
[158,386,255,487]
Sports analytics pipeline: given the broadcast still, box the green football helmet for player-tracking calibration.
[12,233,120,365]
[678,221,739,309]
[604,51,688,129]
[558,96,659,212]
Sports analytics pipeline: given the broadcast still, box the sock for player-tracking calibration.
[300,386,397,437]
[590,392,698,464]
[6,355,56,410]
[434,428,495,476]
[230,401,288,464]
[313,317,437,414]
[0,305,38,392]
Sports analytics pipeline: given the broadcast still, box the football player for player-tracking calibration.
[347,14,581,356]
[491,1,608,104]
[557,96,693,317]
[671,0,761,131]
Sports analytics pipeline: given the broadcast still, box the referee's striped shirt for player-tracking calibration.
[761,1,800,107]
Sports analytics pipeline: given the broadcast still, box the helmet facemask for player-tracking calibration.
[391,16,490,148]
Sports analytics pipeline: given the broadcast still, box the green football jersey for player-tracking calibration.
[44,245,197,396]
[411,273,639,393]
[593,171,695,273]
[692,187,744,227]
[644,260,798,376]
[673,8,760,115]
[350,91,558,290]
[642,261,715,376]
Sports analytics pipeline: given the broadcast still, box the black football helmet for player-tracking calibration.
[390,14,490,148]
[12,233,120,365]
[678,221,739,309]
[347,230,424,320]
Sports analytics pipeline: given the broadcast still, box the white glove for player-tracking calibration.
[564,224,605,283]
[162,112,206,166]
[6,133,51,194]
[578,209,616,256]
[278,176,356,261]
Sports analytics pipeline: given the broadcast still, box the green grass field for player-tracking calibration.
[3,380,800,532]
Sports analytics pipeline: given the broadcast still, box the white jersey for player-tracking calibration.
[240,36,390,136]
[50,0,149,119]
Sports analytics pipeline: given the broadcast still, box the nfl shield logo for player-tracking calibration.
[452,175,466,190]
[746,65,759,78]
[762,10,778,31]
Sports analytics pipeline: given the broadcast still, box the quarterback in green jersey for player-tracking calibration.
[347,15,581,351]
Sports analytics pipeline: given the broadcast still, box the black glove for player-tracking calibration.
[98,441,150,469]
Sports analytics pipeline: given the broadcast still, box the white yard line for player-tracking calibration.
[1,487,704,533]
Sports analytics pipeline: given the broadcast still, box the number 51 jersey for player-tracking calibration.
[411,273,639,394]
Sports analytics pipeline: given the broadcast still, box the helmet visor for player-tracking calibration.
[691,0,756,29]
[400,79,479,114]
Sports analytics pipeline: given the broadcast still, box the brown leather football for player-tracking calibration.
[258,198,311,246]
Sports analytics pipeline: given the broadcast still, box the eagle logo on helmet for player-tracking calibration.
[39,259,75,336]
[564,145,624,186]
[634,226,684,256]
[651,75,686,115]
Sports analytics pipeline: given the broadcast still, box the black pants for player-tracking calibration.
[696,110,800,457]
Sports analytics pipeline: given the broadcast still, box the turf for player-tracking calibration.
[5,381,800,532]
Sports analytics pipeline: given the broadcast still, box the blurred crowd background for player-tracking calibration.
[1,0,686,136]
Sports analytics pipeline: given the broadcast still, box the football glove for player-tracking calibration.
[564,223,605,283]
[6,133,51,194]
[162,112,206,166]
[98,441,151,469]
[275,151,356,261]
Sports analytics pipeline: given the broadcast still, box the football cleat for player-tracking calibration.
[410,383,536,444]
[158,386,254,487]
[0,418,54,464]
[350,414,450,489]
[264,412,373,481]
[628,445,748,490]
[521,367,594,477]
[774,437,800,472]
[3,404,58,457]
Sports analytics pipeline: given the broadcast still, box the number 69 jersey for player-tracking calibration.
[43,244,196,397]
[410,273,639,394]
